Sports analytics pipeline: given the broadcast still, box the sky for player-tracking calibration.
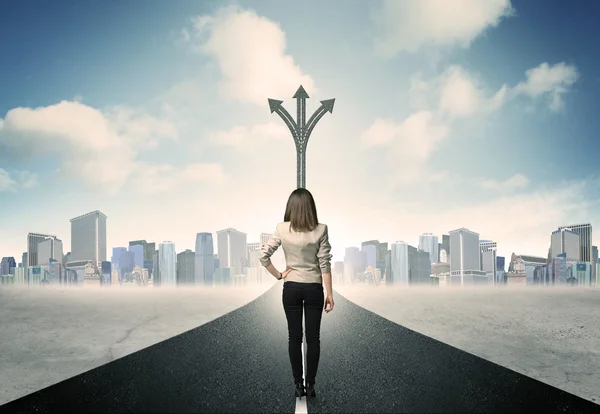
[1,0,600,264]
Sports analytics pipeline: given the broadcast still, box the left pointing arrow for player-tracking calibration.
[268,98,298,138]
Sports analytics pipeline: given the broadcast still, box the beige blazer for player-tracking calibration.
[259,222,332,284]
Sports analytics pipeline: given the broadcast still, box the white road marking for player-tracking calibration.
[295,334,308,414]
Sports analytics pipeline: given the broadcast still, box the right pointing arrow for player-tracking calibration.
[305,99,335,142]
[320,99,335,113]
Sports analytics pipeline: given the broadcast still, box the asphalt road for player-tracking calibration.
[1,283,599,413]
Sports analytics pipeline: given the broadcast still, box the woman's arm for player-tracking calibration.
[322,271,333,297]
[317,225,333,296]
[259,227,283,279]
[265,263,282,279]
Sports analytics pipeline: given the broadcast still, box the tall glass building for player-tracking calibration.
[37,237,63,266]
[0,257,16,275]
[195,232,215,286]
[27,232,56,267]
[390,241,409,285]
[69,210,107,265]
[418,233,439,264]
[551,228,580,260]
[128,244,144,269]
[111,247,127,279]
[449,228,486,285]
[158,241,176,286]
[177,249,196,285]
[216,228,247,276]
[558,223,592,263]
[360,244,377,269]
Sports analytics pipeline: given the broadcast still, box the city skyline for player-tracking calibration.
[1,208,598,287]
[1,210,598,271]
[2,0,600,264]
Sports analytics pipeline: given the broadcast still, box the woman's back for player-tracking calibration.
[260,221,331,284]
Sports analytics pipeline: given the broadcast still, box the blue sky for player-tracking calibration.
[1,0,599,263]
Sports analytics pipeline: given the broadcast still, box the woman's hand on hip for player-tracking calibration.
[324,295,334,313]
[281,268,293,279]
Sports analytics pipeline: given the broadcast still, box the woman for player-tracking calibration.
[259,188,334,400]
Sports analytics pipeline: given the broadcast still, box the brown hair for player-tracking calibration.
[284,188,319,232]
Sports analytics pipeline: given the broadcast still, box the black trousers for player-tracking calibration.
[282,281,325,385]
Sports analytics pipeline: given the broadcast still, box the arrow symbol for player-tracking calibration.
[268,98,298,140]
[292,85,309,142]
[267,86,335,189]
[305,99,335,145]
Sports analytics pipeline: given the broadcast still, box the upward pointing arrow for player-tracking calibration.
[293,85,309,131]
[292,85,309,100]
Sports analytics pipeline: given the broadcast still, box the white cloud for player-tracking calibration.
[184,5,315,105]
[412,62,579,118]
[0,101,179,194]
[438,66,486,117]
[107,106,178,149]
[373,0,514,55]
[0,168,38,192]
[208,122,288,148]
[513,62,579,111]
[0,169,16,192]
[477,173,530,191]
[362,111,449,184]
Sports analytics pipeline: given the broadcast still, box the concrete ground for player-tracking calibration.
[0,283,275,405]
[335,284,600,404]
[1,283,599,406]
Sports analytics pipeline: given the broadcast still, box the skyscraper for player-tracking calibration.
[146,242,156,262]
[27,233,56,267]
[390,241,409,285]
[481,248,497,285]
[480,240,498,285]
[152,250,160,286]
[195,232,215,286]
[360,243,377,269]
[418,233,439,265]
[128,244,144,268]
[0,257,16,275]
[69,210,107,265]
[408,246,432,284]
[37,237,64,266]
[558,223,592,263]
[216,228,247,276]
[158,241,176,286]
[441,234,450,261]
[551,228,580,260]
[177,249,195,285]
[129,240,147,260]
[449,228,486,286]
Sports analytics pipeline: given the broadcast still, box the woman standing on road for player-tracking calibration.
[259,188,334,400]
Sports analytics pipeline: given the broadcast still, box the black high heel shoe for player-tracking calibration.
[305,382,316,399]
[295,382,306,399]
